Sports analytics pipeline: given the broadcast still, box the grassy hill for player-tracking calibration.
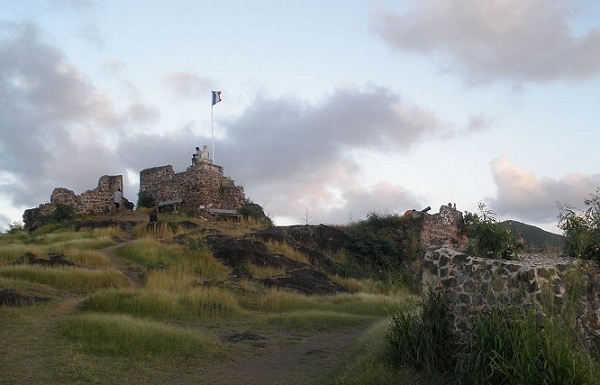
[0,212,425,385]
[499,220,565,251]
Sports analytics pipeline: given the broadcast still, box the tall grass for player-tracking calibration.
[244,261,286,278]
[115,238,229,280]
[258,310,373,332]
[61,312,222,357]
[179,286,241,317]
[79,286,242,319]
[265,240,310,264]
[0,266,129,292]
[387,292,599,385]
[388,291,454,375]
[79,289,182,318]
[458,308,596,385]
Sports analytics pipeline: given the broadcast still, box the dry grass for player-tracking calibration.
[244,261,287,278]
[265,239,310,264]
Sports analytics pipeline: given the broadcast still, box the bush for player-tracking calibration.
[136,191,156,209]
[344,212,404,276]
[558,188,600,262]
[388,292,598,385]
[388,291,453,375]
[465,203,514,259]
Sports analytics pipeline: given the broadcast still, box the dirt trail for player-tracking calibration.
[199,327,366,385]
[98,240,144,288]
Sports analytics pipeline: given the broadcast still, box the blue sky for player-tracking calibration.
[1,0,600,233]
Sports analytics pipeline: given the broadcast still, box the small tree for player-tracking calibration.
[465,202,513,259]
[558,188,600,262]
[137,191,156,209]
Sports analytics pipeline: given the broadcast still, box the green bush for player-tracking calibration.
[388,291,453,375]
[345,212,404,276]
[465,203,514,259]
[136,191,156,209]
[558,188,600,262]
[388,292,598,385]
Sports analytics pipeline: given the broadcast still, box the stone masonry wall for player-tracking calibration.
[422,247,600,351]
[139,163,245,214]
[48,175,123,215]
[420,205,468,249]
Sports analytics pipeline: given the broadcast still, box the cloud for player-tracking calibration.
[372,0,600,83]
[162,72,213,99]
[0,22,137,207]
[0,23,479,227]
[487,156,600,222]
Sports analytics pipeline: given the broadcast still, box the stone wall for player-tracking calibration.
[139,161,245,214]
[22,175,124,229]
[422,247,600,351]
[421,205,468,249]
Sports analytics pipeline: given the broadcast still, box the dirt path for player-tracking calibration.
[98,241,144,288]
[198,327,366,385]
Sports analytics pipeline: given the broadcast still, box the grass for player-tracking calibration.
[0,266,130,292]
[60,312,223,358]
[265,239,310,264]
[244,261,287,278]
[114,237,230,281]
[0,214,440,385]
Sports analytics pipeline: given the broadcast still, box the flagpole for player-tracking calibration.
[211,104,215,163]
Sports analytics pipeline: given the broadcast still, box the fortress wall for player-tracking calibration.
[420,205,468,249]
[422,247,600,351]
[50,175,123,214]
[139,163,245,213]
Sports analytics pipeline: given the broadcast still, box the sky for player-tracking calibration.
[1,0,600,234]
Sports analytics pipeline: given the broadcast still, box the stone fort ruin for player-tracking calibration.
[139,145,245,215]
[23,145,245,228]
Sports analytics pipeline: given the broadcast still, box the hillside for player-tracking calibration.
[0,212,421,385]
[499,220,565,250]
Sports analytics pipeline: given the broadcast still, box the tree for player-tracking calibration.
[465,202,514,259]
[558,188,600,262]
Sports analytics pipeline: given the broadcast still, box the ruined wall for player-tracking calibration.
[139,162,245,213]
[420,205,468,249]
[422,247,600,351]
[48,175,123,214]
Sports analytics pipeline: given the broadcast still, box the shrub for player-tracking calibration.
[344,211,404,276]
[136,191,156,209]
[558,188,600,262]
[387,291,453,375]
[465,203,514,259]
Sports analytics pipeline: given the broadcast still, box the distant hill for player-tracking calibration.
[499,220,565,250]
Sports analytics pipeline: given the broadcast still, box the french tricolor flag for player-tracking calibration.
[212,90,222,106]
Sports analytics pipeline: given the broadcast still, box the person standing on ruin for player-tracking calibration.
[113,188,123,212]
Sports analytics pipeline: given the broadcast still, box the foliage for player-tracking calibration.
[388,291,454,374]
[344,211,404,276]
[237,202,273,226]
[558,188,600,262]
[388,292,598,385]
[136,191,156,209]
[465,202,515,259]
[456,308,594,385]
[48,203,75,223]
[6,222,24,234]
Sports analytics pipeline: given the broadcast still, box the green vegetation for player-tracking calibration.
[558,188,600,262]
[387,292,599,385]
[0,213,421,384]
[344,211,404,276]
[464,202,519,259]
[136,191,156,209]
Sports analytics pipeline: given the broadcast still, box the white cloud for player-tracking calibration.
[372,0,600,83]
[487,156,600,222]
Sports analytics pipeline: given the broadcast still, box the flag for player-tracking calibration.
[212,90,222,106]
